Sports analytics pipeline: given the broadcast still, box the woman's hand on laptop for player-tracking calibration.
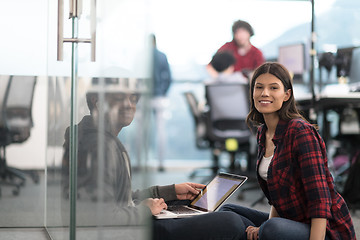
[142,198,167,215]
[175,182,206,200]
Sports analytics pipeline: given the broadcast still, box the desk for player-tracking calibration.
[316,83,360,108]
[296,84,360,151]
[297,84,360,109]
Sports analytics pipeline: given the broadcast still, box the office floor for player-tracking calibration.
[0,165,359,240]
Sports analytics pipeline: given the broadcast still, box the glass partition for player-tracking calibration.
[46,0,152,239]
[46,77,152,239]
[0,0,48,228]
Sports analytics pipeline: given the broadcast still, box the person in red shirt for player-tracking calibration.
[207,20,264,79]
[219,62,356,240]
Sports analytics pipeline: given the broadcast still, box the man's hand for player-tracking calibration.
[175,182,206,200]
[142,198,167,215]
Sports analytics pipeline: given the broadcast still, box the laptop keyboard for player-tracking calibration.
[167,205,200,214]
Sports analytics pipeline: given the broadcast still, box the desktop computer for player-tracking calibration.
[278,42,308,83]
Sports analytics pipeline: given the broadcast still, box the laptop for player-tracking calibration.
[155,172,247,219]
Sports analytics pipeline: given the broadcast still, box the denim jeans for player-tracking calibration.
[219,204,330,240]
[153,211,245,240]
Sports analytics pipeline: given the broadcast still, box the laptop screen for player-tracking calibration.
[189,173,247,212]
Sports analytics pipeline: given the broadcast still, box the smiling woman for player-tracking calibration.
[253,73,291,116]
[247,62,303,128]
[218,62,356,240]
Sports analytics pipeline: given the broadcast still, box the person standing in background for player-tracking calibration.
[151,34,172,171]
[208,20,265,79]
[152,34,172,98]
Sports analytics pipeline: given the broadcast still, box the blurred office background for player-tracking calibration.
[0,0,359,239]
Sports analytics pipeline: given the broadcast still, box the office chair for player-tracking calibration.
[184,83,255,182]
[184,84,264,205]
[205,83,253,171]
[184,91,215,179]
[0,75,38,196]
[206,83,266,205]
[184,92,209,150]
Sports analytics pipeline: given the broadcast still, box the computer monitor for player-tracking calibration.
[349,47,360,84]
[278,43,306,82]
[336,46,359,79]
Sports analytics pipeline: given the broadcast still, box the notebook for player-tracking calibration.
[155,172,247,219]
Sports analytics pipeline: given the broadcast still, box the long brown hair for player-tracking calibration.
[246,62,306,128]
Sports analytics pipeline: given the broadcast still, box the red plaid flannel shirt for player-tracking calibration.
[218,41,264,72]
[257,118,356,240]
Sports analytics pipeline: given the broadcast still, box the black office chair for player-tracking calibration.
[184,92,209,150]
[183,91,216,179]
[0,75,38,196]
[205,83,253,173]
[184,83,255,182]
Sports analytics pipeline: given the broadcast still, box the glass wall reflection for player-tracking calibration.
[0,76,43,227]
[46,76,152,239]
[46,0,153,238]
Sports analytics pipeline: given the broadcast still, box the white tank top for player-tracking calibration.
[259,155,273,181]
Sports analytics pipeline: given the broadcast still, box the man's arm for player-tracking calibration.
[134,182,205,202]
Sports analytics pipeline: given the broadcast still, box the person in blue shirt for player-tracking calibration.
[151,34,173,171]
[152,34,172,97]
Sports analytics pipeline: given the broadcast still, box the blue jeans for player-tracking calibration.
[153,211,244,240]
[219,204,330,240]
